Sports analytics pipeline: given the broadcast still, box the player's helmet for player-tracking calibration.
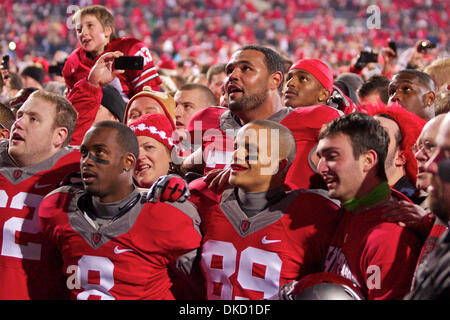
[295,282,363,300]
[280,272,365,300]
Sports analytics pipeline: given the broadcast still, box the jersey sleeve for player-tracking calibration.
[66,79,103,146]
[140,201,202,261]
[38,187,74,244]
[125,40,162,93]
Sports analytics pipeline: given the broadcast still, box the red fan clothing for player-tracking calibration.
[38,186,202,300]
[0,140,81,299]
[323,190,422,300]
[63,37,162,100]
[193,187,341,300]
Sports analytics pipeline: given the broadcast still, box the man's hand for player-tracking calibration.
[381,200,434,237]
[146,174,190,203]
[87,51,125,88]
[380,47,397,76]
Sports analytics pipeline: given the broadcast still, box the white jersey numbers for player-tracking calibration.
[0,191,43,261]
[201,240,282,300]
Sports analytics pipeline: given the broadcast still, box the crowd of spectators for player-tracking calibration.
[1,0,449,74]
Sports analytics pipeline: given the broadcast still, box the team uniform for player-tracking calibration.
[63,37,162,101]
[38,186,202,300]
[191,187,341,300]
[0,140,81,299]
[323,190,422,300]
[187,105,342,189]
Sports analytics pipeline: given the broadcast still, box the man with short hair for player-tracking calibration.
[316,112,422,299]
[184,45,343,190]
[358,74,390,105]
[388,69,436,121]
[174,83,216,131]
[0,90,80,299]
[38,121,203,300]
[406,112,450,299]
[366,104,426,204]
[192,120,341,300]
[283,59,334,108]
[206,63,226,105]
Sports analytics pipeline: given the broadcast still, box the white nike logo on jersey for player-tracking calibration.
[113,246,133,254]
[34,182,52,189]
[261,236,281,244]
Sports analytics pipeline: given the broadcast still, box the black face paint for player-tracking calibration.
[438,159,450,183]
[88,153,110,165]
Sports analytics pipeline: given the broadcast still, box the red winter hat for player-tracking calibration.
[289,59,334,92]
[129,113,175,151]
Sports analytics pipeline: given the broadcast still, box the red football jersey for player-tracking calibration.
[38,187,202,300]
[280,105,343,190]
[323,190,422,300]
[195,188,341,300]
[0,141,81,299]
[63,37,162,99]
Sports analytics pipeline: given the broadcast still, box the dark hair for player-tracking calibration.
[375,113,403,148]
[395,69,435,91]
[318,112,389,181]
[93,121,139,159]
[30,90,78,147]
[357,75,390,104]
[178,83,216,107]
[239,45,285,94]
[8,72,23,91]
[0,103,15,130]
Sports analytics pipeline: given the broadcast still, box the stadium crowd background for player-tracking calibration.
[0,0,449,76]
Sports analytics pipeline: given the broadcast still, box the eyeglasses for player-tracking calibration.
[412,141,437,156]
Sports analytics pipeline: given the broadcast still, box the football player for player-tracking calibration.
[191,120,341,300]
[182,46,343,190]
[0,90,80,299]
[38,121,202,300]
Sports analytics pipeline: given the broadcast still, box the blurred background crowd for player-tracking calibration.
[0,0,448,79]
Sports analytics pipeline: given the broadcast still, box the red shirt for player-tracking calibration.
[0,142,80,299]
[323,190,422,300]
[63,37,162,100]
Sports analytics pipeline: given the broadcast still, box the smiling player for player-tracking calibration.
[190,120,341,300]
[38,121,202,300]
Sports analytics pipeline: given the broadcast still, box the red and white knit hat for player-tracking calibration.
[129,113,175,151]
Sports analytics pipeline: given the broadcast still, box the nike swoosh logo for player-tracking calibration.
[113,246,133,254]
[261,236,281,245]
[34,182,52,189]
